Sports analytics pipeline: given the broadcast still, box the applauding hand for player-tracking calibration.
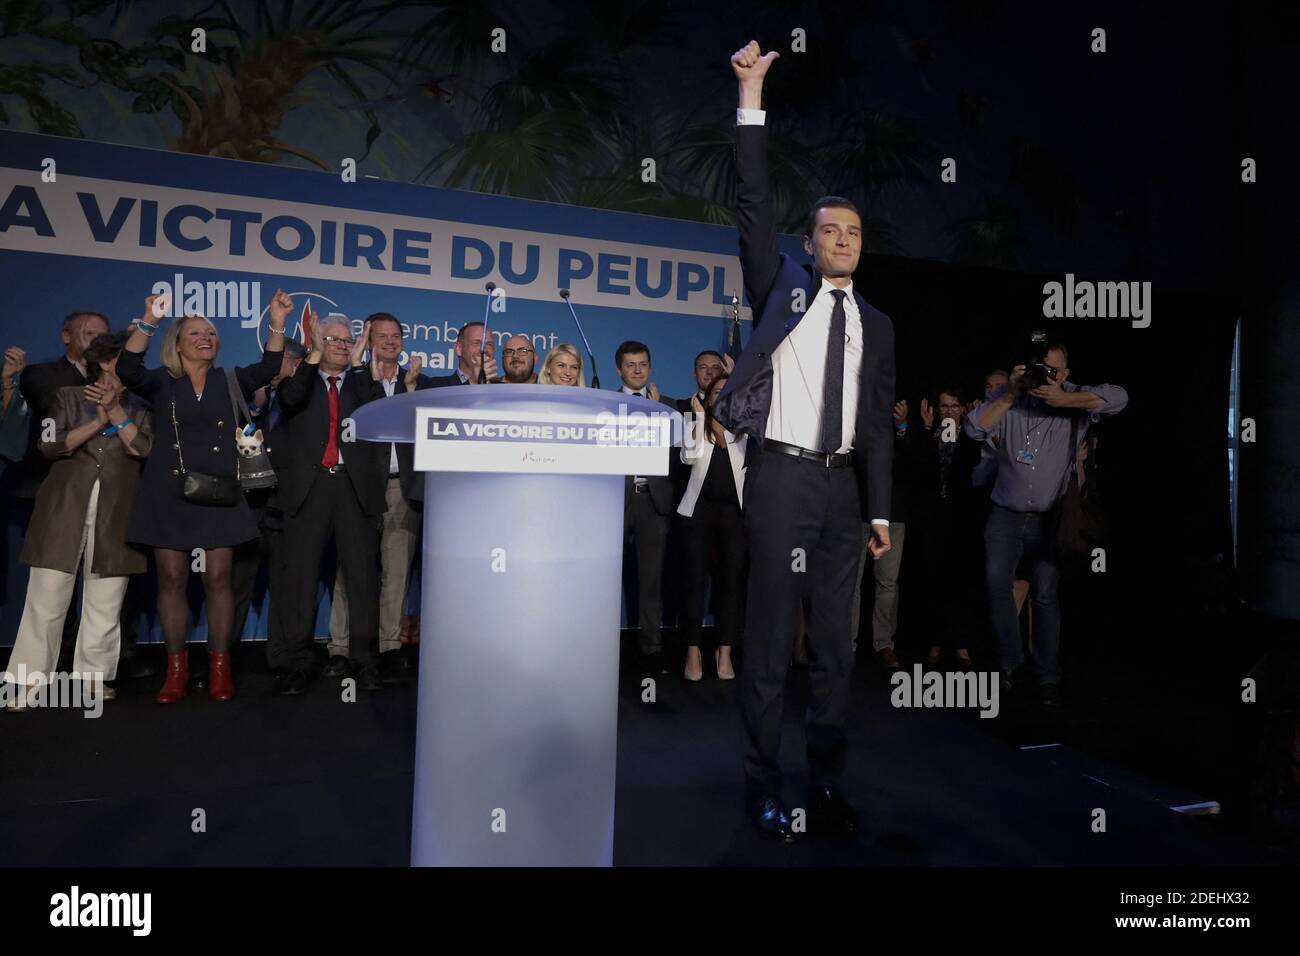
[404,353,423,391]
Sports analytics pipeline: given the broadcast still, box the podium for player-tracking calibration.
[351,384,675,866]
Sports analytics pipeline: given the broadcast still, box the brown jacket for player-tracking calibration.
[21,386,153,575]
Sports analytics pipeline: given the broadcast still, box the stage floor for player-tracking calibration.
[0,639,1288,867]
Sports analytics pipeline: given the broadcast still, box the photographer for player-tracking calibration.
[963,342,1127,707]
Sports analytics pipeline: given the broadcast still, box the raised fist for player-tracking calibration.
[731,40,779,84]
[144,293,169,321]
[268,288,294,325]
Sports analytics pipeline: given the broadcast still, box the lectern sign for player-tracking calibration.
[414,405,673,475]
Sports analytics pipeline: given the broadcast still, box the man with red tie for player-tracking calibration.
[270,313,387,695]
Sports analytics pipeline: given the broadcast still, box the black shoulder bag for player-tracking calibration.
[225,369,277,490]
[170,378,240,507]
[1054,415,1109,561]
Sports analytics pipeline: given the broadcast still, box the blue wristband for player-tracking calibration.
[102,419,133,436]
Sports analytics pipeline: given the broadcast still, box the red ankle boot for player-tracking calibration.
[156,651,189,704]
[209,651,234,702]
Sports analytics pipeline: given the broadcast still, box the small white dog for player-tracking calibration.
[234,427,265,458]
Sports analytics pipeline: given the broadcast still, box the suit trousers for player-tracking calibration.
[4,480,127,682]
[231,508,290,645]
[272,469,380,672]
[850,522,906,653]
[623,488,669,655]
[676,500,747,648]
[740,450,862,800]
[328,478,419,657]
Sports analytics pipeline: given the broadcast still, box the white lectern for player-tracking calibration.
[351,384,674,866]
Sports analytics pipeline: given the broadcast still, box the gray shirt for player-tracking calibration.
[964,381,1128,513]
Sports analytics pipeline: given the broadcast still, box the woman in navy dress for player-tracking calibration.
[117,291,290,703]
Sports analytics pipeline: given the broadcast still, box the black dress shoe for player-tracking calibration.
[272,669,309,697]
[380,649,411,683]
[358,664,383,692]
[322,655,350,678]
[807,785,859,836]
[750,796,796,843]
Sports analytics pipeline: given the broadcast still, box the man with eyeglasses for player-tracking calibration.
[964,341,1127,708]
[499,334,538,384]
[324,313,422,683]
[271,312,388,695]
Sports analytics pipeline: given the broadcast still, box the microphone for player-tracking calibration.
[479,281,496,384]
[559,288,600,389]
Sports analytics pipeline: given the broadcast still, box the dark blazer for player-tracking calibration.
[11,355,89,497]
[274,361,387,518]
[23,386,152,575]
[712,123,896,521]
[613,386,678,515]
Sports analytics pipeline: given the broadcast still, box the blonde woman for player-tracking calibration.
[116,292,289,703]
[538,344,585,386]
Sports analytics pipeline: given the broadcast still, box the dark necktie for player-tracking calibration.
[321,375,340,467]
[821,289,847,454]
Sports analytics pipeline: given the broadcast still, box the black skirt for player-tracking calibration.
[118,349,282,551]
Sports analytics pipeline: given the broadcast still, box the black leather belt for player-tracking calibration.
[762,438,854,468]
[633,482,652,493]
[318,463,346,473]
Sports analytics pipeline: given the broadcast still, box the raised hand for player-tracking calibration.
[404,353,423,391]
[892,399,908,425]
[268,288,294,326]
[920,398,934,429]
[722,353,735,375]
[351,320,371,367]
[143,293,168,322]
[648,382,661,403]
[306,306,324,357]
[482,353,499,381]
[731,39,780,86]
[2,346,25,384]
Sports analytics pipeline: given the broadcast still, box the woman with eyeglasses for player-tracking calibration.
[116,291,288,703]
[538,344,585,386]
[4,331,152,710]
[677,373,747,681]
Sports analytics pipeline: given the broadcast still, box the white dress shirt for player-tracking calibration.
[319,366,347,464]
[379,367,400,475]
[620,383,653,487]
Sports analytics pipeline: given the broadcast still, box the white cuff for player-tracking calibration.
[736,108,767,126]
[870,518,889,527]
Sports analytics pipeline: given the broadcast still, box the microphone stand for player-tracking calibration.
[479,281,495,384]
[559,288,600,389]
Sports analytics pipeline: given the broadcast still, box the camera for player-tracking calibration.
[1020,330,1058,390]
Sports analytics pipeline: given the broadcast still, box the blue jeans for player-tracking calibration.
[983,504,1061,685]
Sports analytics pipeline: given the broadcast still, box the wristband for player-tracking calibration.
[268,324,286,335]
[102,419,132,436]
[134,319,159,334]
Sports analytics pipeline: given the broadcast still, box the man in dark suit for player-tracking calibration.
[712,41,896,841]
[270,314,387,694]
[231,338,306,647]
[614,340,678,672]
[325,313,425,681]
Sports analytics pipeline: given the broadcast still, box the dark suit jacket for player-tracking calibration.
[274,361,387,518]
[613,387,678,515]
[712,123,896,521]
[11,355,89,497]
